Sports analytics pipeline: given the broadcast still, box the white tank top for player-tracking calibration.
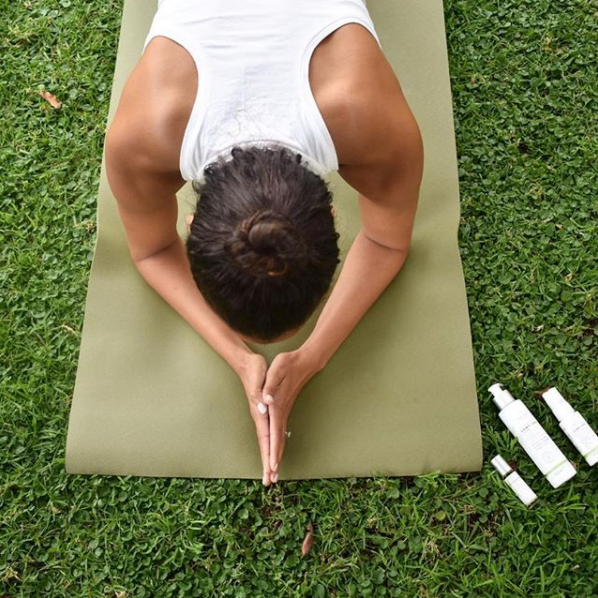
[142,0,382,181]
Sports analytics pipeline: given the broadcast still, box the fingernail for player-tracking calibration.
[265,393,274,404]
[262,472,269,486]
[271,472,279,483]
[257,402,267,414]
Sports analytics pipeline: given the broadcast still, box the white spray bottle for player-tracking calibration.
[542,387,598,466]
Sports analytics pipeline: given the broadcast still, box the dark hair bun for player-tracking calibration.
[226,208,309,278]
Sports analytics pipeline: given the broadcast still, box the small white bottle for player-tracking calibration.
[491,454,538,507]
[542,387,598,467]
[489,383,577,488]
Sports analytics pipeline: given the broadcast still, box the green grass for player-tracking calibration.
[1,0,597,595]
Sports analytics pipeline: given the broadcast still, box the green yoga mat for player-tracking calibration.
[65,0,483,479]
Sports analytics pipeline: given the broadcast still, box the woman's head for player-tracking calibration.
[185,144,341,344]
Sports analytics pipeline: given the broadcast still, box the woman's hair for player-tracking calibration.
[185,144,341,343]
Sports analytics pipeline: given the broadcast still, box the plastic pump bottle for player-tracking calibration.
[489,383,576,488]
[542,387,598,466]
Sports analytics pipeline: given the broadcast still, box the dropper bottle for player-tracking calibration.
[491,454,538,507]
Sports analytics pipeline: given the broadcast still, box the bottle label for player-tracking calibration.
[561,412,598,455]
[505,472,537,506]
[500,401,566,474]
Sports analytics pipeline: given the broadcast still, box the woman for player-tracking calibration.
[105,0,424,486]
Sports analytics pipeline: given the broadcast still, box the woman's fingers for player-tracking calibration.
[185,213,194,234]
[262,356,285,405]
[263,361,285,474]
[268,405,281,474]
[252,400,271,486]
[239,352,272,486]
[268,402,290,475]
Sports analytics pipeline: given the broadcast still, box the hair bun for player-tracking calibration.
[226,209,308,277]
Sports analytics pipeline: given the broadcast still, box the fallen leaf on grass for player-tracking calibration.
[37,89,62,109]
[301,521,314,556]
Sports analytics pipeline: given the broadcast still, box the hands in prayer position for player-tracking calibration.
[236,348,322,486]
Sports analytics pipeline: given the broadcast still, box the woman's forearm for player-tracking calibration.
[300,229,408,370]
[133,237,253,374]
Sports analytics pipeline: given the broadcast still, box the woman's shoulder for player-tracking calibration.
[318,24,419,174]
[106,36,197,179]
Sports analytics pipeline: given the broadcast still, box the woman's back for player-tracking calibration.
[110,0,385,187]
[141,0,382,181]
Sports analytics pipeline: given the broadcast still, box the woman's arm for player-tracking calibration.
[300,228,409,371]
[261,157,423,472]
[300,115,424,371]
[133,236,253,374]
[105,125,254,376]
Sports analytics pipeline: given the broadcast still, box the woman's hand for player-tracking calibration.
[235,351,273,486]
[262,348,322,481]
